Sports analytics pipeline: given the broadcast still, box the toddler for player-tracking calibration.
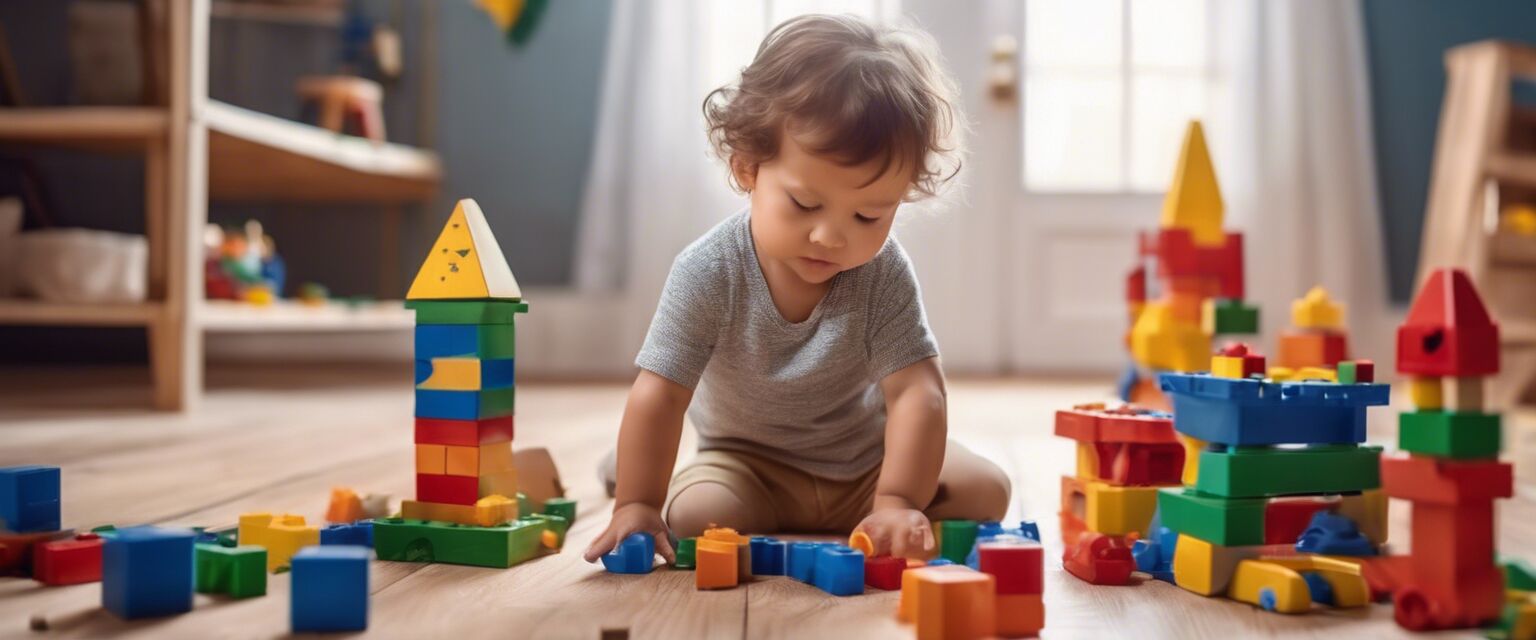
[583,14,1009,564]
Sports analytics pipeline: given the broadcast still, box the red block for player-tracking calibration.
[415,416,514,447]
[1112,442,1184,486]
[977,540,1043,595]
[1151,228,1246,299]
[34,533,103,585]
[1277,331,1348,368]
[416,473,479,505]
[864,555,906,591]
[1063,532,1134,586]
[1381,455,1513,505]
[1126,265,1147,305]
[1397,268,1499,377]
[1350,359,1376,383]
[0,530,69,577]
[1394,502,1504,630]
[1053,404,1177,445]
[1264,498,1335,544]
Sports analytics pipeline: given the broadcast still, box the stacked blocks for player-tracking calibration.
[1055,403,1182,585]
[1159,345,1390,613]
[102,526,196,619]
[601,532,655,574]
[291,545,369,632]
[977,538,1045,636]
[898,565,998,640]
[0,465,61,533]
[1374,268,1511,631]
[696,527,751,590]
[35,533,104,585]
[195,543,267,598]
[1275,287,1349,370]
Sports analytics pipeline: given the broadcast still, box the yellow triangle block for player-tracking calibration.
[407,199,522,301]
[1160,121,1225,247]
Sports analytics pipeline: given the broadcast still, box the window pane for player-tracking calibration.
[1130,0,1206,70]
[1025,0,1122,69]
[1129,74,1208,191]
[1024,74,1123,191]
[770,0,882,25]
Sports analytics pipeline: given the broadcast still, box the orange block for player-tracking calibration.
[703,526,753,580]
[899,565,981,623]
[478,468,518,497]
[1277,330,1347,368]
[849,530,874,555]
[996,592,1044,637]
[480,441,514,473]
[445,445,479,477]
[325,487,364,524]
[915,568,997,640]
[416,444,446,475]
[696,538,739,590]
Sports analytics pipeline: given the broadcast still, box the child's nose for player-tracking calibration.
[809,223,846,249]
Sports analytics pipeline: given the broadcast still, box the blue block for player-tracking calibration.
[1295,512,1377,556]
[750,537,787,576]
[977,521,1004,538]
[1117,364,1140,402]
[811,545,864,596]
[321,522,374,548]
[1302,572,1335,605]
[787,542,826,583]
[1159,373,1390,446]
[928,558,956,566]
[413,325,514,359]
[0,465,61,533]
[1018,520,1040,542]
[1132,526,1177,583]
[102,526,195,619]
[413,358,516,389]
[414,388,515,420]
[291,546,370,632]
[601,533,655,574]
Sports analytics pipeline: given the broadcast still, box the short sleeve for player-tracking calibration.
[867,242,940,381]
[634,256,724,389]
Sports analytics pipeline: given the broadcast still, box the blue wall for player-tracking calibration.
[1362,0,1536,301]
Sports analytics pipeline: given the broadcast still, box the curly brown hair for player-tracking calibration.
[703,14,963,200]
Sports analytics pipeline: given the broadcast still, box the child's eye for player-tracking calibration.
[855,213,880,224]
[788,193,819,211]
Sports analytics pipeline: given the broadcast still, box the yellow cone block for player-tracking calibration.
[1160,121,1225,247]
[1291,286,1344,330]
[407,198,522,301]
[1130,302,1211,372]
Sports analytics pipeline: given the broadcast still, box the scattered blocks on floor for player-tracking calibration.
[194,543,267,599]
[291,545,369,632]
[102,526,195,619]
[1,529,71,577]
[372,518,542,568]
[865,555,906,590]
[811,545,864,596]
[977,538,1043,596]
[908,566,997,640]
[34,533,104,586]
[320,521,374,548]
[237,513,319,572]
[602,532,655,574]
[1227,555,1370,613]
[750,537,786,576]
[0,465,61,533]
[787,542,826,583]
[674,537,696,570]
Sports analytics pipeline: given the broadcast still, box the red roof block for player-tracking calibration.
[1397,269,1499,376]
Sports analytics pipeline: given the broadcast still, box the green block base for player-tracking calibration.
[195,543,267,598]
[1195,445,1382,498]
[1209,299,1260,335]
[407,300,528,325]
[1399,411,1501,459]
[374,518,543,568]
[542,497,577,525]
[1157,488,1267,546]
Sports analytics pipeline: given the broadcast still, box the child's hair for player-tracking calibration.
[704,14,963,200]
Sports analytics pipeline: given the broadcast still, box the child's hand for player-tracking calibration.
[853,507,935,559]
[582,502,675,565]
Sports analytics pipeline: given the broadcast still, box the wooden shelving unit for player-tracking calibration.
[202,300,414,332]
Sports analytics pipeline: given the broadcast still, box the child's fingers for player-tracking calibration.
[865,527,893,557]
[919,522,936,553]
[652,526,676,564]
[582,527,616,563]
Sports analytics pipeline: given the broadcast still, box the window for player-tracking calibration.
[700,0,901,98]
[1022,0,1217,193]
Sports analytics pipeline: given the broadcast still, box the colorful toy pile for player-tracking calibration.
[1122,121,1260,408]
[1275,286,1349,375]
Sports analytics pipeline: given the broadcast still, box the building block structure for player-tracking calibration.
[1368,268,1512,631]
[1123,121,1260,408]
[1275,287,1350,372]
[1158,347,1390,613]
[0,465,61,533]
[101,526,196,619]
[291,545,369,632]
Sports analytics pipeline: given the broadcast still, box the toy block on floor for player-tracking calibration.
[373,518,541,568]
[936,520,979,564]
[0,465,60,533]
[898,564,974,623]
[326,487,365,524]
[1295,511,1375,556]
[1228,556,1370,613]
[1168,534,1283,596]
[996,592,1045,638]
[415,357,516,391]
[320,522,374,548]
[750,537,786,576]
[911,567,997,640]
[1398,410,1501,459]
[695,538,739,590]
[812,545,865,596]
[1193,445,1382,498]
[542,497,576,524]
[1132,526,1178,582]
[866,555,906,590]
[788,541,828,583]
[415,388,516,421]
[674,537,696,570]
[702,527,753,581]
[1,529,71,577]
[1158,488,1267,546]
[237,513,319,572]
[414,416,515,447]
[602,532,655,574]
[1063,532,1135,585]
[291,545,369,632]
[34,533,103,586]
[407,299,528,325]
[1396,268,1499,377]
[406,198,522,301]
[102,527,195,619]
[977,538,1043,595]
[194,543,267,599]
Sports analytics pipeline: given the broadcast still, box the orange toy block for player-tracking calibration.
[325,487,364,524]
[444,445,479,477]
[696,538,739,590]
[703,526,753,581]
[899,565,974,623]
[995,592,1044,638]
[416,444,446,475]
[1276,330,1347,369]
[1381,455,1513,505]
[914,568,997,640]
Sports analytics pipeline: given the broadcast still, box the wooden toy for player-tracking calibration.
[34,533,103,586]
[102,527,195,619]
[0,465,60,533]
[194,543,266,598]
[601,532,655,574]
[291,545,369,632]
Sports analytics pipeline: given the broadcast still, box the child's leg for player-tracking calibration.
[663,450,780,537]
[923,440,1012,522]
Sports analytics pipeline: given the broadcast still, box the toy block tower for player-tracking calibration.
[1157,346,1390,613]
[1122,121,1260,408]
[1372,268,1510,631]
[1054,403,1182,585]
[1275,286,1349,374]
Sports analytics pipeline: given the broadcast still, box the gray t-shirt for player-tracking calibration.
[635,209,939,480]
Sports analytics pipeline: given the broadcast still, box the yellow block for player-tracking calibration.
[406,198,522,301]
[1076,443,1100,481]
[238,512,319,572]
[1212,356,1248,379]
[1291,286,1344,330]
[1228,556,1369,612]
[1171,534,1259,596]
[417,358,487,391]
[401,495,518,527]
[1160,120,1225,246]
[1268,366,1336,382]
[1130,303,1211,373]
[1336,489,1388,545]
[416,444,446,475]
[1083,480,1159,536]
[1507,590,1536,640]
[1409,376,1443,410]
[474,0,524,31]
[480,441,514,473]
[445,445,479,477]
[1178,433,1206,487]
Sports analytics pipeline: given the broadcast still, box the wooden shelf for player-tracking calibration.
[206,101,441,204]
[201,299,413,332]
[0,107,168,152]
[210,0,343,27]
[1487,152,1536,187]
[0,299,162,326]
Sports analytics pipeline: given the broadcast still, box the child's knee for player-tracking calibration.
[930,456,1012,522]
[665,482,760,537]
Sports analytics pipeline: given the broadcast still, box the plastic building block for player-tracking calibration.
[750,537,786,576]
[1204,298,1260,335]
[1169,534,1280,596]
[1228,556,1369,613]
[695,538,739,590]
[996,592,1045,638]
[1194,445,1381,498]
[320,522,374,548]
[812,545,865,596]
[414,416,515,446]
[1062,477,1161,537]
[1158,488,1267,546]
[848,530,874,555]
[291,546,369,632]
[1294,511,1375,556]
[1160,121,1225,245]
[936,520,979,564]
[518,513,568,549]
[1178,434,1206,486]
[2,529,68,576]
[0,465,60,533]
[542,497,577,524]
[898,564,974,622]
[1277,331,1348,369]
[407,299,528,324]
[34,533,103,585]
[415,473,478,505]
[237,513,319,572]
[1336,360,1374,384]
[372,518,541,568]
[1054,403,1178,445]
[912,566,997,640]
[407,199,522,301]
[326,487,364,524]
[602,532,656,574]
[977,539,1043,595]
[1390,498,1506,630]
[1292,286,1344,330]
[1397,269,1499,377]
[1398,410,1501,459]
[1130,302,1211,372]
[1507,559,1536,592]
[1263,497,1335,545]
[1063,532,1135,585]
[401,495,518,527]
[1408,376,1444,410]
[415,388,516,420]
[702,527,753,581]
[415,358,516,391]
[414,324,516,360]
[866,555,906,590]
[416,444,447,474]
[194,543,267,598]
[929,558,957,566]
[1159,373,1388,446]
[1380,455,1513,505]
[1132,526,1178,582]
[674,537,696,569]
[102,527,195,619]
[1337,490,1388,545]
[788,541,826,583]
[1445,376,1487,412]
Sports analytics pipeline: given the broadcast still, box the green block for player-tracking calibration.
[1157,488,1268,546]
[1337,361,1359,385]
[516,493,532,518]
[1209,299,1260,335]
[1195,445,1382,498]
[1504,558,1536,591]
[542,497,576,525]
[406,300,529,325]
[195,543,267,598]
[675,538,696,570]
[1399,411,1502,459]
[937,520,978,564]
[373,518,543,568]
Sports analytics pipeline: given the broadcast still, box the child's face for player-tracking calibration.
[741,130,911,285]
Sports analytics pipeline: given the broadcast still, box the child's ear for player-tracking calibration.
[731,156,758,191]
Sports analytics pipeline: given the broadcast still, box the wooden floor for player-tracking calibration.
[0,365,1531,639]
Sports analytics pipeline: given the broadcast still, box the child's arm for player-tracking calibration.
[581,370,693,563]
[856,356,946,557]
